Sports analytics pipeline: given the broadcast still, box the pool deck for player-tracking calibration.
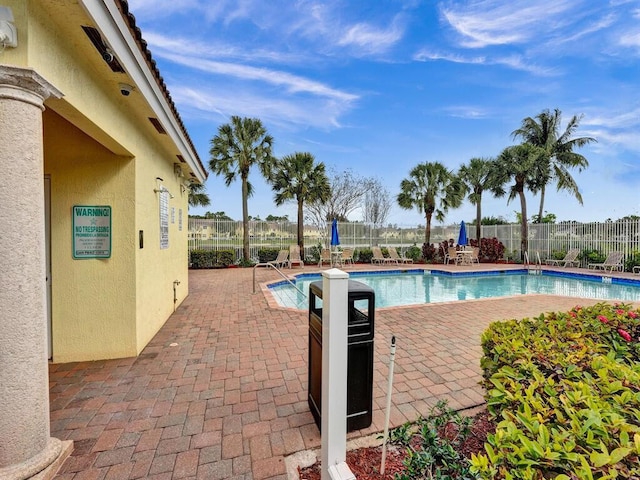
[50,263,640,480]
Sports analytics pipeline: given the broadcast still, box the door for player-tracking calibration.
[45,175,52,359]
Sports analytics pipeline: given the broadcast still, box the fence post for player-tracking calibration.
[321,268,355,480]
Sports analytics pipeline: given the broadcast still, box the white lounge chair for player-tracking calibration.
[371,246,393,265]
[288,244,304,269]
[545,248,580,268]
[588,251,623,272]
[269,249,289,268]
[388,246,412,264]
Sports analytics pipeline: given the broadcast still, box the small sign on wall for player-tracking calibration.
[73,205,112,258]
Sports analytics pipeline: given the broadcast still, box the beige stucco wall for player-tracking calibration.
[8,0,192,362]
[44,110,138,361]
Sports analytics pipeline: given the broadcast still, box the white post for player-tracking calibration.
[321,268,355,480]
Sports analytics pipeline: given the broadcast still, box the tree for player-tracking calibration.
[511,108,596,222]
[531,212,557,224]
[307,169,371,227]
[188,182,211,208]
[270,152,330,251]
[457,157,499,242]
[362,178,392,228]
[492,144,545,258]
[397,162,465,246]
[266,214,289,222]
[209,116,275,262]
[203,211,233,221]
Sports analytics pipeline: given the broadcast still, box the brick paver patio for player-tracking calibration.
[50,264,630,479]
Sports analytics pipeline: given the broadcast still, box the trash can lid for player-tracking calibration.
[308,279,374,297]
[347,280,374,294]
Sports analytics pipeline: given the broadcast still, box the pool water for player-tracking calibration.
[268,269,640,310]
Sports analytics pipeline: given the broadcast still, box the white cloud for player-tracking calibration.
[336,18,405,55]
[413,49,556,75]
[170,84,352,129]
[440,0,579,48]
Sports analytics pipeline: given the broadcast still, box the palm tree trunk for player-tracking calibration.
[519,190,528,261]
[537,185,546,223]
[297,199,304,251]
[241,177,250,262]
[424,214,432,246]
[475,198,482,242]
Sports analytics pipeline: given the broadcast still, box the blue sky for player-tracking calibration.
[128,0,640,225]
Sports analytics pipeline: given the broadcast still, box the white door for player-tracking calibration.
[45,176,52,359]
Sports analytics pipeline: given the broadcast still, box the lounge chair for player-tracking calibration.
[388,246,412,264]
[371,246,393,265]
[269,249,289,268]
[288,244,304,269]
[588,251,623,272]
[545,248,580,268]
[340,248,354,266]
[318,248,332,267]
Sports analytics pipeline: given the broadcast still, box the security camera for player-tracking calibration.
[119,83,134,96]
[102,49,114,63]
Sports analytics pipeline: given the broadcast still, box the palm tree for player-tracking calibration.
[511,108,596,222]
[188,182,210,208]
[397,162,465,246]
[209,116,275,262]
[457,157,499,242]
[270,152,330,251]
[492,144,545,258]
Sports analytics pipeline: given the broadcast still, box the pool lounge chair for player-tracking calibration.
[288,244,304,269]
[588,251,623,272]
[269,249,289,268]
[371,246,394,265]
[388,246,413,264]
[545,248,580,268]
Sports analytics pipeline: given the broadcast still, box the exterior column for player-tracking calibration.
[0,65,71,479]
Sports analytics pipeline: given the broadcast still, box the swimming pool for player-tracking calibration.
[268,269,640,309]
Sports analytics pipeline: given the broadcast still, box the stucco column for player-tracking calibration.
[0,65,71,479]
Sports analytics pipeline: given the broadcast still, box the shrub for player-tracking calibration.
[421,243,438,262]
[357,248,373,264]
[392,400,475,480]
[624,251,640,273]
[472,303,640,479]
[257,248,280,263]
[306,242,322,265]
[470,237,505,262]
[579,248,605,268]
[405,244,422,262]
[189,249,234,268]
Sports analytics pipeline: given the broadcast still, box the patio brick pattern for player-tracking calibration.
[50,264,624,479]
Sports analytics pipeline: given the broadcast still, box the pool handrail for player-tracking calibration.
[253,262,306,296]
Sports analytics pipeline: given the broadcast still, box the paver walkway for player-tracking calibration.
[50,264,624,479]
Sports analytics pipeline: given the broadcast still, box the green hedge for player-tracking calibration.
[189,249,234,268]
[258,248,280,263]
[356,248,373,263]
[472,303,640,479]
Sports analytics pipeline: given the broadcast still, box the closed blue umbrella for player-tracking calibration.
[457,221,468,246]
[330,219,340,247]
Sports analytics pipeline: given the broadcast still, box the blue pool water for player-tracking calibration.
[268,269,640,310]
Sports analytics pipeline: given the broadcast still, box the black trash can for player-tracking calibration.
[308,279,375,432]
